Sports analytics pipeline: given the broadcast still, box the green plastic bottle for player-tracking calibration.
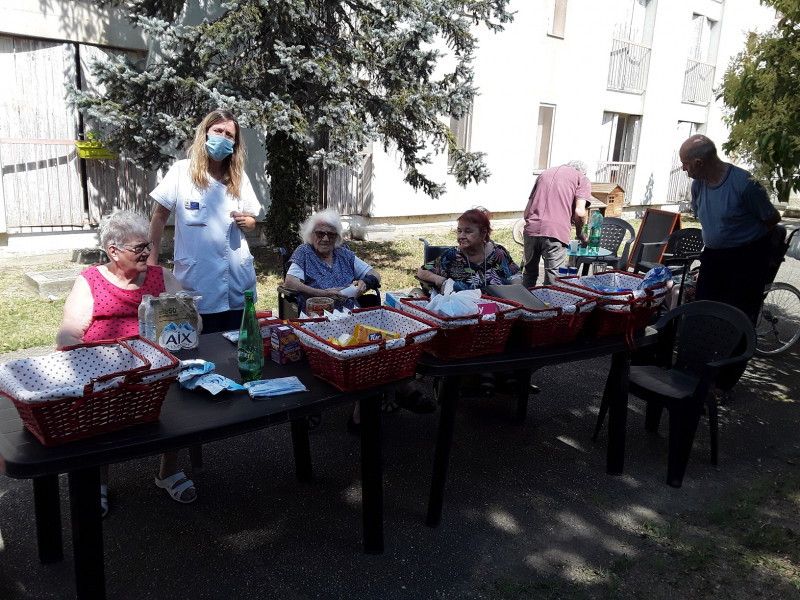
[588,211,603,255]
[237,290,264,383]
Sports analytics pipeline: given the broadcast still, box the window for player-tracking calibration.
[548,0,568,38]
[533,104,556,171]
[596,112,641,191]
[448,107,473,167]
[689,14,713,61]
[614,0,648,42]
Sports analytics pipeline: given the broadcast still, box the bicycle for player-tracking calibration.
[755,226,800,356]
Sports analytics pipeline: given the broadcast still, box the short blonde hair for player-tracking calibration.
[187,109,247,198]
[299,209,344,247]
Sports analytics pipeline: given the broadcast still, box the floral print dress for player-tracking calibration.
[423,243,521,292]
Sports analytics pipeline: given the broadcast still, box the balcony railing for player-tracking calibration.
[595,161,636,196]
[666,158,693,211]
[607,38,651,94]
[682,58,716,104]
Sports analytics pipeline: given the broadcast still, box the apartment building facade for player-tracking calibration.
[0,0,781,254]
[362,0,779,223]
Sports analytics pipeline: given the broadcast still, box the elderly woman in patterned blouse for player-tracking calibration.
[283,208,382,313]
[283,209,435,432]
[57,211,197,517]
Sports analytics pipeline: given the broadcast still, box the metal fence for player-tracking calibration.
[666,157,693,211]
[607,38,651,94]
[0,137,158,233]
[316,152,373,216]
[682,58,716,104]
[595,161,636,197]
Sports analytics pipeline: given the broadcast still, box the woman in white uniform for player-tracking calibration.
[148,109,260,333]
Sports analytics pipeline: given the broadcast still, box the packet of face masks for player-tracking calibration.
[180,372,245,395]
[244,376,309,398]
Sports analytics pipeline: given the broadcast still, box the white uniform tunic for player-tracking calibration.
[150,159,259,313]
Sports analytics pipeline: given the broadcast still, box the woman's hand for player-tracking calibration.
[354,280,368,297]
[231,211,256,232]
[321,287,348,301]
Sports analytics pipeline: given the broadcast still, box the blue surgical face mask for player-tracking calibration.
[205,135,235,161]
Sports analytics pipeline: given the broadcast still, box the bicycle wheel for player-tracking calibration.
[755,282,800,356]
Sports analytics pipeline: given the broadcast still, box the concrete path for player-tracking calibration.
[0,341,798,599]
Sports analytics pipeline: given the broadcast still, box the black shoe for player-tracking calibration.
[346,415,361,436]
[395,389,436,414]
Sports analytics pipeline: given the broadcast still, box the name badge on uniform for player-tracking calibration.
[184,201,200,210]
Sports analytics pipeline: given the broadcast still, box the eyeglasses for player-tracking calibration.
[116,241,154,255]
[314,230,338,240]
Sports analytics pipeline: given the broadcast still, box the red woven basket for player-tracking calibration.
[400,295,522,359]
[513,286,598,348]
[290,306,438,392]
[0,337,178,446]
[555,271,668,338]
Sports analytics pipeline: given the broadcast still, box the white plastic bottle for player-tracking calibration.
[138,294,153,339]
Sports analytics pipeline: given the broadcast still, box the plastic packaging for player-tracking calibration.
[238,290,264,382]
[138,294,153,340]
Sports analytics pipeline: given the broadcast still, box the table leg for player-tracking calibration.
[427,375,460,528]
[605,350,630,475]
[68,467,105,600]
[360,393,383,554]
[290,418,312,483]
[33,475,63,563]
[580,261,591,276]
[189,444,204,474]
[513,368,532,424]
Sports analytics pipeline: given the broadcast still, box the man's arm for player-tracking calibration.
[573,198,588,243]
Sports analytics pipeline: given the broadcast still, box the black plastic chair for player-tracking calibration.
[635,228,704,274]
[276,248,300,320]
[575,217,635,272]
[593,300,755,487]
[634,228,704,307]
[416,238,451,295]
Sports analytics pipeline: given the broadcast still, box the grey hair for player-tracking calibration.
[299,208,344,247]
[99,211,150,251]
[682,135,717,161]
[566,160,588,175]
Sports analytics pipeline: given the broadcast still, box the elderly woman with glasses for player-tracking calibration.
[282,208,381,313]
[283,209,435,432]
[57,211,197,517]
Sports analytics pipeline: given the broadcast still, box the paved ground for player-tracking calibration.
[0,335,798,599]
[0,224,798,599]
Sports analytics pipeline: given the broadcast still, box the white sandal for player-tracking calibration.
[154,471,197,504]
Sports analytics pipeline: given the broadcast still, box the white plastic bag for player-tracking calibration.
[425,288,482,317]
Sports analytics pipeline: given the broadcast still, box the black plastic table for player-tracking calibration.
[0,334,393,600]
[415,327,658,527]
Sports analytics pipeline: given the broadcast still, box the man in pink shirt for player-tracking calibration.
[522,160,592,286]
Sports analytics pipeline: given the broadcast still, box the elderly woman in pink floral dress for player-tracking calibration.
[57,211,197,517]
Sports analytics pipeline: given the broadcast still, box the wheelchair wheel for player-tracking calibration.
[755,282,800,356]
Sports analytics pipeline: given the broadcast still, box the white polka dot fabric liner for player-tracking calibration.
[291,308,438,360]
[518,288,598,321]
[121,336,181,386]
[555,272,668,313]
[400,297,523,329]
[0,342,149,403]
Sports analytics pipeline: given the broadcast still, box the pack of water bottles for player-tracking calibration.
[138,292,202,352]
